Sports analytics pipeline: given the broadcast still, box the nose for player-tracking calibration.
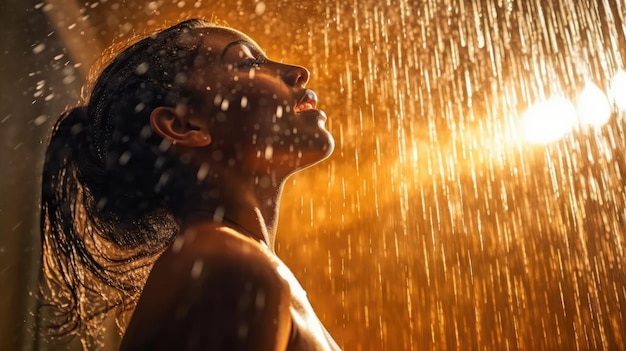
[280,64,310,87]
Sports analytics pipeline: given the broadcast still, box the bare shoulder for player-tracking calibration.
[147,222,287,295]
[120,223,291,351]
[172,222,278,263]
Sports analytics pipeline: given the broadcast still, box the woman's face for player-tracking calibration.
[188,27,334,175]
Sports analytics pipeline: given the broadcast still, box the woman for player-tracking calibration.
[40,18,340,350]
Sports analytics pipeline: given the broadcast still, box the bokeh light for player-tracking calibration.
[576,82,611,127]
[521,97,577,144]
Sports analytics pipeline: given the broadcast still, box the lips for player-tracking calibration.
[294,89,318,112]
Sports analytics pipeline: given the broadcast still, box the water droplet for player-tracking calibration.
[264,146,273,160]
[221,99,230,111]
[171,236,184,253]
[32,43,45,54]
[255,2,266,16]
[118,151,131,165]
[190,259,203,278]
[197,162,209,181]
[175,72,187,84]
[33,115,47,126]
[135,62,149,75]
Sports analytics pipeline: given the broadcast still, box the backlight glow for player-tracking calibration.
[522,97,578,144]
[577,82,611,127]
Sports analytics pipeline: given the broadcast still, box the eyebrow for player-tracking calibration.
[221,40,263,59]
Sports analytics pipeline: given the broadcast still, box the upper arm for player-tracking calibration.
[120,230,292,351]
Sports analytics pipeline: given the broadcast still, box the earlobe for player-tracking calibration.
[150,106,212,147]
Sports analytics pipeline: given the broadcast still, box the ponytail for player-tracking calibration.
[39,106,165,344]
[38,18,211,346]
[40,106,92,337]
[40,106,116,338]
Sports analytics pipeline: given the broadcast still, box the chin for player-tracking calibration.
[320,132,335,159]
[306,128,335,159]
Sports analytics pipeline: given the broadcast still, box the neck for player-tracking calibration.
[178,170,286,250]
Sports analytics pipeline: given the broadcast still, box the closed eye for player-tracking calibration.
[241,55,267,68]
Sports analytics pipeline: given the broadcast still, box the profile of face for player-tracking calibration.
[37,23,337,346]
[151,27,334,178]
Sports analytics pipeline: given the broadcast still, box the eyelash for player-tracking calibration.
[242,55,266,68]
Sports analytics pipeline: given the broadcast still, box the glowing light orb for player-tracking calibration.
[576,82,611,127]
[521,97,577,144]
[610,70,626,110]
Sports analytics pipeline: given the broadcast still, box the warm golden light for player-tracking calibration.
[576,82,611,127]
[521,97,577,144]
[610,70,626,110]
[6,1,625,350]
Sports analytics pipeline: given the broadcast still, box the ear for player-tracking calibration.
[150,106,211,147]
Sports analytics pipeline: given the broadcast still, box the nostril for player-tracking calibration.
[283,65,310,87]
[297,67,310,86]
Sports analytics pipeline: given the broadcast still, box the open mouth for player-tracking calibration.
[294,89,318,112]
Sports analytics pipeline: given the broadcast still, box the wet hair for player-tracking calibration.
[39,18,214,345]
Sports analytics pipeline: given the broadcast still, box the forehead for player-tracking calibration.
[195,27,264,56]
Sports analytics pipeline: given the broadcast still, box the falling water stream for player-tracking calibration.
[5,0,626,350]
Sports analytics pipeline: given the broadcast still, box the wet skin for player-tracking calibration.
[168,27,333,177]
[119,27,339,351]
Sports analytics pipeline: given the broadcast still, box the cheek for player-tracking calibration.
[200,76,295,143]
[224,94,291,138]
[237,74,292,105]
